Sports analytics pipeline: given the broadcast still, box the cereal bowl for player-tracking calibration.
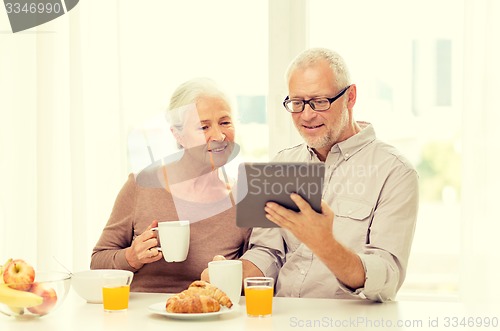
[71,269,133,303]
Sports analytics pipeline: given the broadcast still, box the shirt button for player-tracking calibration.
[300,269,306,275]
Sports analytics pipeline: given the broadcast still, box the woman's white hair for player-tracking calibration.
[285,47,351,89]
[167,77,233,130]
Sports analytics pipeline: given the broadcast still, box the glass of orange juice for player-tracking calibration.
[244,277,274,317]
[102,274,132,312]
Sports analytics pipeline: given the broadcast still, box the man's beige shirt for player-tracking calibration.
[241,122,419,302]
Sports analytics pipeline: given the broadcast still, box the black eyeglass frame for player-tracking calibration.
[283,84,352,113]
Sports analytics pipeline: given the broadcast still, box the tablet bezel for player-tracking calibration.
[235,162,325,228]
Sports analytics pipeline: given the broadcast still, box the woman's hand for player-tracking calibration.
[125,220,163,269]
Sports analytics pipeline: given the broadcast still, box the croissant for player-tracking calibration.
[166,293,220,313]
[185,280,233,308]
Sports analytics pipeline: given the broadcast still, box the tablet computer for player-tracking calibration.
[235,162,325,228]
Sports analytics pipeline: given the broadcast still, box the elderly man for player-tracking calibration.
[239,47,419,302]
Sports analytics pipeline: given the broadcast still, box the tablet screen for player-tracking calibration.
[235,162,325,228]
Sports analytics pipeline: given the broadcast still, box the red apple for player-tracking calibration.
[27,283,58,315]
[2,259,35,291]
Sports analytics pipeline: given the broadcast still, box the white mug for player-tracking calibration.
[208,259,242,305]
[152,220,190,262]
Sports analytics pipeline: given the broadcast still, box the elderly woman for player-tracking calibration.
[91,78,251,293]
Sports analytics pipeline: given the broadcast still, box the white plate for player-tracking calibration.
[148,302,236,320]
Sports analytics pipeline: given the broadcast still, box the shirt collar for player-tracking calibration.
[305,144,316,161]
[335,121,376,160]
[305,121,376,161]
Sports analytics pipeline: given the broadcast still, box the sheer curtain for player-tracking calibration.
[0,0,126,272]
[461,0,500,302]
[1,0,269,273]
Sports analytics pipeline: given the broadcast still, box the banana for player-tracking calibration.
[0,284,43,308]
[8,305,24,315]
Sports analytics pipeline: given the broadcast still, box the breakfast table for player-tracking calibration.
[1,290,499,330]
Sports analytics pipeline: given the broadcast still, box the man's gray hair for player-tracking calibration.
[285,48,351,89]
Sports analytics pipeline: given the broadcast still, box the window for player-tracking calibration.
[308,0,464,297]
[120,1,269,175]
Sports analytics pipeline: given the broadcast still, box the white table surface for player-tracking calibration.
[1,289,499,331]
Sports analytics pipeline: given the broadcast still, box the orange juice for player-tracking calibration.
[102,285,130,311]
[244,286,273,316]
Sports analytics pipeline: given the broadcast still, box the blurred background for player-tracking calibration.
[1,0,499,302]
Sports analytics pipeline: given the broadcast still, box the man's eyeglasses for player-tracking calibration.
[283,85,352,113]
